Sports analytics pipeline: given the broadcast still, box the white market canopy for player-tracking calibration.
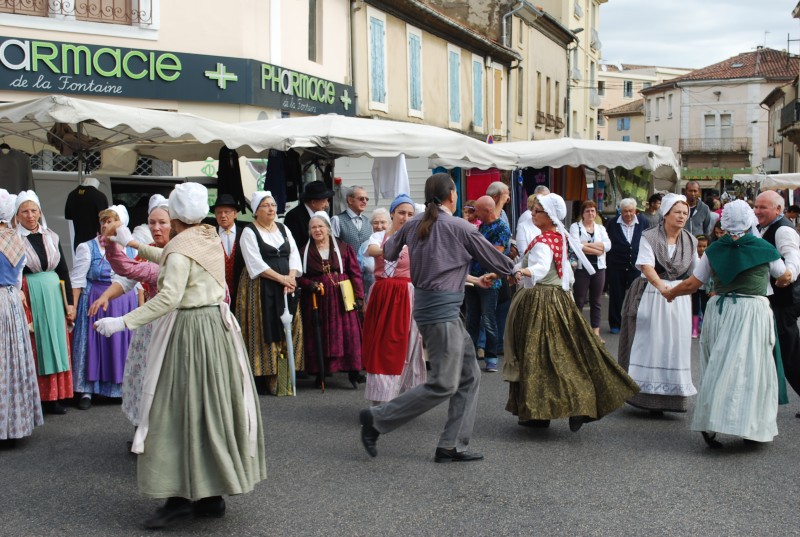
[732,173,800,191]
[491,138,682,191]
[0,95,294,163]
[236,114,519,170]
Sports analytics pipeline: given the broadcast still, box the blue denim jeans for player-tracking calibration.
[465,285,500,359]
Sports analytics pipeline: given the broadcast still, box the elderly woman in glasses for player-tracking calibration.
[504,193,638,432]
[663,200,792,448]
[236,191,303,396]
[298,211,365,389]
[358,207,390,303]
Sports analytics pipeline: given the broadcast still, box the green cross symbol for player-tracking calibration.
[340,89,352,111]
[205,62,238,90]
[201,158,216,177]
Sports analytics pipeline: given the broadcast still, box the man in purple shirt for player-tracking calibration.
[359,173,515,463]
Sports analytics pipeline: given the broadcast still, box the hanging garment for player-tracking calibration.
[0,148,34,194]
[217,147,248,214]
[371,155,410,203]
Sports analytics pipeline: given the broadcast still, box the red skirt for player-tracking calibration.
[362,277,412,376]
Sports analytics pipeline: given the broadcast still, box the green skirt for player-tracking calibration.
[137,307,266,499]
[505,285,640,421]
[25,271,70,375]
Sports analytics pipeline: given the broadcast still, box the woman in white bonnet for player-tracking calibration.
[16,190,75,415]
[505,193,639,432]
[0,189,43,447]
[665,200,792,448]
[69,205,138,410]
[95,183,265,529]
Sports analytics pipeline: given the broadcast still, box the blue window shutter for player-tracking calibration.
[449,51,460,123]
[624,117,631,130]
[473,60,483,128]
[617,118,623,131]
[370,17,386,103]
[409,33,422,111]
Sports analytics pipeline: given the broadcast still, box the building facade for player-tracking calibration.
[642,47,799,188]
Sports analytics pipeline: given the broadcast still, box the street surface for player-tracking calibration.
[3,297,800,536]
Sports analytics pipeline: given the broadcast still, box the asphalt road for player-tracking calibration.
[3,298,800,537]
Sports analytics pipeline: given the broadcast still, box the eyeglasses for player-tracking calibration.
[533,208,547,215]
[259,203,278,209]
[355,196,369,202]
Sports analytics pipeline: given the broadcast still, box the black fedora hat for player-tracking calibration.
[210,193,239,210]
[300,180,334,201]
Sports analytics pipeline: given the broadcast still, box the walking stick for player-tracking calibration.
[311,285,326,392]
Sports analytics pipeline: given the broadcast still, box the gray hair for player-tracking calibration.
[346,185,366,199]
[533,185,550,195]
[759,190,784,212]
[619,198,638,210]
[486,181,509,197]
[370,207,389,223]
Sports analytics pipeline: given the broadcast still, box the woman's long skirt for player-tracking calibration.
[23,272,73,402]
[300,273,362,374]
[72,282,136,397]
[0,285,43,439]
[363,278,425,402]
[622,279,696,412]
[237,274,304,395]
[121,321,154,426]
[504,285,639,421]
[692,295,779,442]
[137,306,266,499]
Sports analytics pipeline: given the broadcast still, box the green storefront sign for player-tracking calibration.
[0,36,354,115]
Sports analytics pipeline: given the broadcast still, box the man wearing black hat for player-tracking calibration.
[282,180,332,251]
[212,193,245,309]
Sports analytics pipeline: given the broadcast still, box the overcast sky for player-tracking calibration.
[600,0,799,69]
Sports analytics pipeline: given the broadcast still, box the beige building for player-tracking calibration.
[0,0,354,180]
[642,48,799,188]
[533,0,605,139]
[763,81,797,174]
[597,64,691,141]
[603,99,644,143]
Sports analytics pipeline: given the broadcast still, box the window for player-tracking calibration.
[623,80,633,99]
[367,8,387,112]
[646,136,650,144]
[407,26,423,117]
[308,0,321,62]
[617,117,630,131]
[597,110,605,126]
[448,45,461,126]
[0,0,156,26]
[642,82,651,89]
[597,80,605,96]
[555,81,560,118]
[574,1,583,19]
[536,71,542,113]
[516,66,524,120]
[655,97,662,120]
[546,76,551,116]
[654,135,659,145]
[720,113,732,139]
[646,98,651,121]
[472,55,483,129]
[622,135,630,142]
[667,93,673,118]
[493,66,503,133]
[518,17,524,45]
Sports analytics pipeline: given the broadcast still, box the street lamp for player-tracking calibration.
[565,28,583,138]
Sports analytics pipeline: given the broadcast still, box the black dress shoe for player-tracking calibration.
[348,370,366,389]
[359,409,379,457]
[193,496,226,518]
[143,497,192,529]
[701,431,723,449]
[42,401,67,415]
[77,395,92,410]
[434,447,484,463]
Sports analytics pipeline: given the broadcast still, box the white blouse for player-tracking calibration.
[69,238,136,290]
[240,225,303,280]
[514,241,574,289]
[568,221,611,270]
[635,236,698,278]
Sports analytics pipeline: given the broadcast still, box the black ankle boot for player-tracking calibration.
[348,370,366,389]
[144,497,192,529]
[193,496,226,518]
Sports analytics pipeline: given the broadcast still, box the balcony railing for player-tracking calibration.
[589,88,601,108]
[780,100,800,131]
[679,137,751,153]
[0,0,153,26]
[590,28,601,51]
